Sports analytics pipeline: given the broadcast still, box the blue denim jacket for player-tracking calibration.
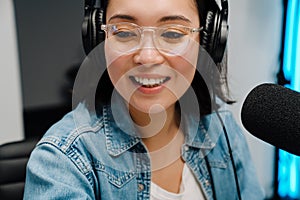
[24,99,265,200]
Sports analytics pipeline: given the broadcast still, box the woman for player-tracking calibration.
[24,0,265,199]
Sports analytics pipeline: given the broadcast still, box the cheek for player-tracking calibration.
[165,57,196,100]
[105,46,131,85]
[170,54,197,85]
[106,59,123,86]
[176,61,196,88]
[177,42,199,82]
[105,53,137,102]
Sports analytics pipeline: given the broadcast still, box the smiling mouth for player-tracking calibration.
[129,76,171,88]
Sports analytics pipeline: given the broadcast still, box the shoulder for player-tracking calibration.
[209,110,251,157]
[216,110,246,140]
[184,110,243,150]
[201,110,241,134]
[200,110,247,148]
[215,110,241,132]
[37,103,105,153]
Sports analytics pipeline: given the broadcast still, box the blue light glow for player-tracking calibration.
[283,0,297,80]
[292,2,300,91]
[278,0,300,199]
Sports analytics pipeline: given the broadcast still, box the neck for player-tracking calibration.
[129,104,181,152]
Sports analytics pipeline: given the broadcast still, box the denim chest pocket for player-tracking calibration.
[206,150,231,169]
[93,161,136,188]
[208,154,230,169]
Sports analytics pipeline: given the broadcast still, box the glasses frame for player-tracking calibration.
[100,22,203,55]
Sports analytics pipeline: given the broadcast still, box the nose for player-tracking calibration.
[133,30,165,65]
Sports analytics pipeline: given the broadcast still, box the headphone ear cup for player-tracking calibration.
[82,7,104,55]
[82,5,93,54]
[200,0,229,64]
[91,8,105,49]
[201,10,219,62]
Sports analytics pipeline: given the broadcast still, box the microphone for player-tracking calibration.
[241,83,300,156]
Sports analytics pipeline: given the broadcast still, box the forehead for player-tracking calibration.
[106,0,199,25]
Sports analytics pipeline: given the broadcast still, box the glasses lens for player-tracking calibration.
[156,26,190,55]
[107,23,140,53]
[106,23,191,55]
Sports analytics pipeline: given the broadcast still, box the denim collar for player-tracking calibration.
[101,93,222,156]
[101,93,140,156]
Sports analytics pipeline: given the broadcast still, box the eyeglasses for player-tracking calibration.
[101,22,202,55]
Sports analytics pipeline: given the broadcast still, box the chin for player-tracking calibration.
[129,95,176,114]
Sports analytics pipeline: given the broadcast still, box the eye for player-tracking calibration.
[161,31,185,39]
[110,24,138,41]
[113,30,137,38]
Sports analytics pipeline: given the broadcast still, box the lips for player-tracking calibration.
[129,76,170,88]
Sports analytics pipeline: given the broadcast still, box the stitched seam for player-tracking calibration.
[37,118,104,152]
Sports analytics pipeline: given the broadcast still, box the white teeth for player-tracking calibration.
[133,77,167,86]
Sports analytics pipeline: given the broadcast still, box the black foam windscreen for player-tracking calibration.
[241,83,300,155]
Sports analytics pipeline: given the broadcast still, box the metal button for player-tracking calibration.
[184,145,189,151]
[205,180,210,186]
[138,183,145,192]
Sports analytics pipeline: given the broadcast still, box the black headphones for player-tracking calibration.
[82,0,229,64]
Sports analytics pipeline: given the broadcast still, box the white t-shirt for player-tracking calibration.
[150,163,206,200]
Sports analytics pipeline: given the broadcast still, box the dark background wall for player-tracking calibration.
[14,0,85,109]
[14,0,86,138]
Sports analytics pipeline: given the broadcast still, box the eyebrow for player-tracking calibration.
[108,14,192,24]
[108,14,137,22]
[158,15,192,23]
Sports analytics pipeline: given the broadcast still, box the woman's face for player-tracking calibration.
[105,0,200,114]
